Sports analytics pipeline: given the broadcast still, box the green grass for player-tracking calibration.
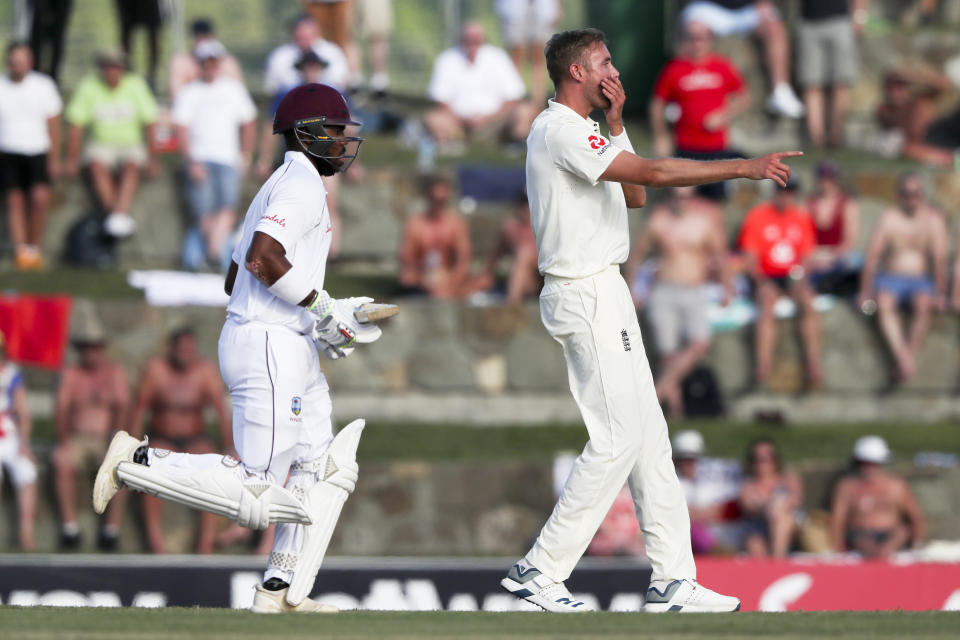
[0,608,957,640]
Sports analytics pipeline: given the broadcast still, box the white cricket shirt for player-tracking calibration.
[227,151,332,334]
[0,71,62,155]
[526,99,628,279]
[171,77,256,166]
[427,44,526,119]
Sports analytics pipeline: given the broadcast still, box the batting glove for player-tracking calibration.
[308,293,382,359]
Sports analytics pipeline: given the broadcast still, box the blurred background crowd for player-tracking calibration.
[1,0,959,563]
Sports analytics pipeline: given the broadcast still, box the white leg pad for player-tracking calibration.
[116,456,311,529]
[286,418,364,606]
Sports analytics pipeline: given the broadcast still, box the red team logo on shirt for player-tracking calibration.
[588,135,607,150]
[262,213,287,228]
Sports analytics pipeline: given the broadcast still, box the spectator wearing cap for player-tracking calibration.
[796,0,866,147]
[0,41,62,270]
[858,173,946,383]
[0,330,38,550]
[739,438,803,557]
[264,13,348,97]
[738,179,822,388]
[673,430,741,554]
[172,40,256,271]
[830,435,925,558]
[806,161,861,295]
[64,49,158,238]
[424,21,534,148]
[167,18,243,101]
[650,19,750,200]
[680,1,805,119]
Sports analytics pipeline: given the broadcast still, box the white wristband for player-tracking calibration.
[267,261,315,307]
[610,129,635,154]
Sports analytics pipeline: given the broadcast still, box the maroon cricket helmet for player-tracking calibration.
[273,83,360,134]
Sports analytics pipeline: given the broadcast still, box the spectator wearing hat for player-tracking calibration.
[739,438,803,557]
[167,18,243,101]
[650,19,750,200]
[806,161,861,295]
[830,435,925,558]
[64,49,158,238]
[172,40,256,271]
[264,13,349,96]
[739,179,822,387]
[0,330,38,550]
[52,318,130,550]
[0,41,62,270]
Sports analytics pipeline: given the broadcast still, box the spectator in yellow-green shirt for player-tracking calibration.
[65,49,158,238]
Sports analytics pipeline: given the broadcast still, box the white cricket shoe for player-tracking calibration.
[92,430,143,514]
[644,579,740,613]
[766,83,805,119]
[250,584,338,614]
[104,212,136,238]
[500,562,595,613]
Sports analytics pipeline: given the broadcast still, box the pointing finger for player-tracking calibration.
[776,151,804,159]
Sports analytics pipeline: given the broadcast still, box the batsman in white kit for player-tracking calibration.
[500,29,802,613]
[93,83,388,613]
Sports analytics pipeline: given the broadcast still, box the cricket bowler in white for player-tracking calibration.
[92,84,383,613]
[499,29,801,613]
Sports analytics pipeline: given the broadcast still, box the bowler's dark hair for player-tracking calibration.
[544,28,607,88]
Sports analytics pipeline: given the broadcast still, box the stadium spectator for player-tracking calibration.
[64,49,158,239]
[130,328,232,554]
[27,0,73,84]
[172,40,256,272]
[398,174,472,299]
[797,0,865,148]
[680,0,805,119]
[495,0,560,106]
[830,435,926,557]
[115,0,163,90]
[650,20,750,200]
[739,438,803,557]
[0,330,38,551]
[52,325,130,550]
[481,191,542,305]
[167,18,243,101]
[628,187,730,418]
[673,430,741,555]
[424,21,534,147]
[858,173,946,383]
[0,41,62,270]
[350,0,393,95]
[874,67,958,166]
[301,0,353,56]
[739,180,822,387]
[806,161,861,295]
[264,13,349,96]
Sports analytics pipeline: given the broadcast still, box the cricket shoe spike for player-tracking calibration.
[93,430,145,514]
[251,583,338,614]
[500,562,595,612]
[644,579,740,613]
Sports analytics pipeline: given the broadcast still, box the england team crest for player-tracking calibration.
[291,396,302,416]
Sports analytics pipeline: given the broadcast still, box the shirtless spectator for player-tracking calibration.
[806,161,860,295]
[739,438,803,557]
[831,435,925,558]
[398,175,472,299]
[0,330,38,550]
[130,328,232,554]
[52,330,129,550]
[858,173,947,382]
[739,180,823,387]
[424,22,533,147]
[629,187,731,418]
[680,1,805,118]
[481,191,541,304]
[874,67,958,166]
[650,20,750,200]
[167,19,243,101]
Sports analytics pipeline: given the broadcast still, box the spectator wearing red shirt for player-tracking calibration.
[739,179,823,387]
[650,20,751,201]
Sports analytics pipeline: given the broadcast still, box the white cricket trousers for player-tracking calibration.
[524,265,696,583]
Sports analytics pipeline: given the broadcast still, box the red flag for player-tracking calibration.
[0,295,73,369]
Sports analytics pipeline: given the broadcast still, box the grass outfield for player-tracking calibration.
[0,608,958,640]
